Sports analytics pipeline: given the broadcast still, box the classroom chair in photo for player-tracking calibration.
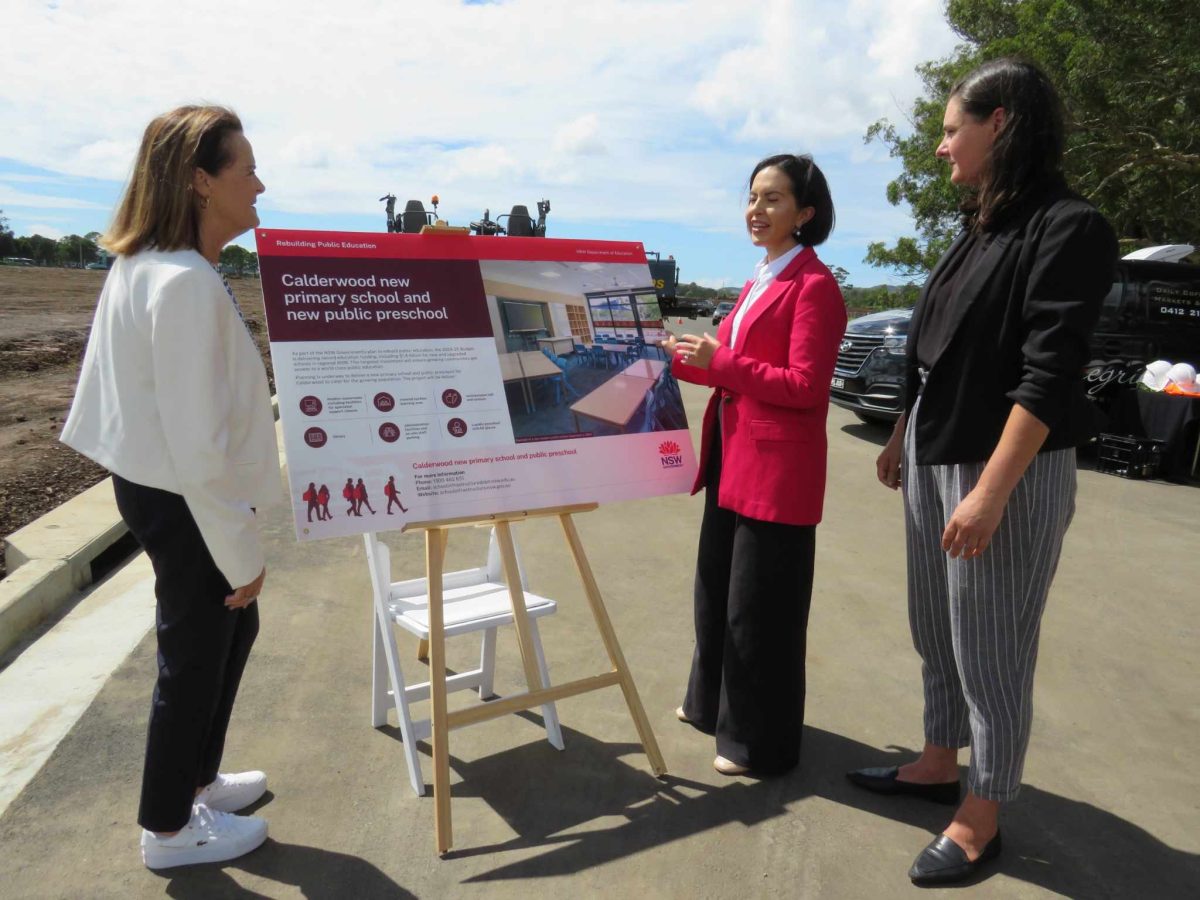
[653,374,687,431]
[541,347,581,404]
[573,343,590,367]
[636,385,659,433]
[364,528,564,796]
[589,345,609,369]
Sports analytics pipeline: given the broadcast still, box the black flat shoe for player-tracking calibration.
[845,766,960,805]
[908,832,1002,886]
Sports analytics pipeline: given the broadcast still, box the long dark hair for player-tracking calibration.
[749,154,835,246]
[951,58,1065,230]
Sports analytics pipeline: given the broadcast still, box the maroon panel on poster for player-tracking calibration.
[259,256,492,343]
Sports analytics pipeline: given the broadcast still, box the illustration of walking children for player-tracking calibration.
[343,477,358,516]
[384,475,408,514]
[317,484,332,520]
[355,477,376,515]
[302,482,320,522]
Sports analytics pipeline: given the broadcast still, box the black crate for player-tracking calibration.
[1096,433,1165,479]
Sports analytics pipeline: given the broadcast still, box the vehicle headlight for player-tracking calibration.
[882,335,907,356]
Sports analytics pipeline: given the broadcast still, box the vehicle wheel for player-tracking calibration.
[855,411,893,426]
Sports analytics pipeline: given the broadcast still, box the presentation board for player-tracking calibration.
[255,229,697,539]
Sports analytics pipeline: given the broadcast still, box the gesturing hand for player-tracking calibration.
[673,332,720,369]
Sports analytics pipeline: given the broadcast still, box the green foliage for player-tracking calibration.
[829,265,851,287]
[219,245,259,276]
[866,0,1200,277]
[13,234,58,265]
[55,234,99,267]
[676,281,740,301]
[843,283,921,311]
[0,210,14,258]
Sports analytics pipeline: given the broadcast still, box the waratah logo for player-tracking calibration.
[658,440,683,468]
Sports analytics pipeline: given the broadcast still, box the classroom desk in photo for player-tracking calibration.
[536,336,575,357]
[617,359,666,382]
[498,352,531,412]
[597,343,634,368]
[570,374,656,431]
[516,351,564,409]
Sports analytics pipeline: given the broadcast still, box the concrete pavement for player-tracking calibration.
[0,339,1197,898]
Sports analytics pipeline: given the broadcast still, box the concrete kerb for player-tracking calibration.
[1,479,127,659]
[0,396,284,661]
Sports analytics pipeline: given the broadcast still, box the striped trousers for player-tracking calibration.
[903,402,1075,801]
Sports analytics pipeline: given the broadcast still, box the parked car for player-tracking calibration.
[830,247,1200,425]
[712,301,735,326]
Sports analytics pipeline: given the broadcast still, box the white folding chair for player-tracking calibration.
[364,528,564,796]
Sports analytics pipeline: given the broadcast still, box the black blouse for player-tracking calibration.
[915,230,992,370]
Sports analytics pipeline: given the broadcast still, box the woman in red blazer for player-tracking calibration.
[665,154,846,775]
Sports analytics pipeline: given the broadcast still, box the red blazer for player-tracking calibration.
[672,247,847,525]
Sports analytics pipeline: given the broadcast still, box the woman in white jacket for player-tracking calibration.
[62,106,281,869]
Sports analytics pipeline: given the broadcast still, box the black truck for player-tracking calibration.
[645,252,712,318]
[830,253,1200,425]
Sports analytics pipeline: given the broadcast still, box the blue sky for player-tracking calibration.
[1,0,958,289]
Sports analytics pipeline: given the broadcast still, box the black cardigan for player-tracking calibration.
[904,184,1118,465]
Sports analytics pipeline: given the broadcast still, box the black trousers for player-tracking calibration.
[682,432,816,773]
[112,475,259,832]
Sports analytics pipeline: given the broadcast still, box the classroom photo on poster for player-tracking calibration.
[256,230,696,540]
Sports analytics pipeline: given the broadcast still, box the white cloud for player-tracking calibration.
[0,183,106,209]
[25,223,66,240]
[551,114,607,157]
[0,0,960,284]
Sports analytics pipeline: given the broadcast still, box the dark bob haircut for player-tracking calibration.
[749,154,835,247]
[951,57,1066,230]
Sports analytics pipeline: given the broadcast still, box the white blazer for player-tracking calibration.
[61,249,282,588]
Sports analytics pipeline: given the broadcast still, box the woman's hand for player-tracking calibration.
[660,334,679,357]
[674,332,720,369]
[942,490,1007,558]
[876,412,905,489]
[226,567,265,609]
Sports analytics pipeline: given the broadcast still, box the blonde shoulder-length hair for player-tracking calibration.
[103,105,243,256]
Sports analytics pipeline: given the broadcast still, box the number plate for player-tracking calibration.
[830,377,845,389]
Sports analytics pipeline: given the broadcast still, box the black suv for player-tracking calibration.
[831,256,1200,425]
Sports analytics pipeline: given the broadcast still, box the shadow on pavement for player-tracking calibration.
[439,725,1196,897]
[840,420,893,446]
[157,840,415,900]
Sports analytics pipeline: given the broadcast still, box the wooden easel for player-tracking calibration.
[402,502,666,855]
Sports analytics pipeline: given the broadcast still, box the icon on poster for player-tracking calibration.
[374,392,395,412]
[441,388,462,408]
[378,422,400,443]
[299,395,322,416]
[447,418,468,438]
[304,427,328,448]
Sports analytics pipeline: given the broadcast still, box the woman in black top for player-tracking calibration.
[847,59,1117,886]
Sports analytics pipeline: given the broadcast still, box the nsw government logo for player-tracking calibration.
[658,440,684,469]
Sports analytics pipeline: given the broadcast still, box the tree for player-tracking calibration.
[0,210,15,258]
[829,265,852,288]
[866,0,1200,279]
[219,245,257,276]
[15,234,59,265]
[56,234,99,267]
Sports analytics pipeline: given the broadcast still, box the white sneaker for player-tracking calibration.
[140,804,268,869]
[195,770,267,813]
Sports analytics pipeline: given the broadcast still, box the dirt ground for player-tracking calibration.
[0,266,272,580]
